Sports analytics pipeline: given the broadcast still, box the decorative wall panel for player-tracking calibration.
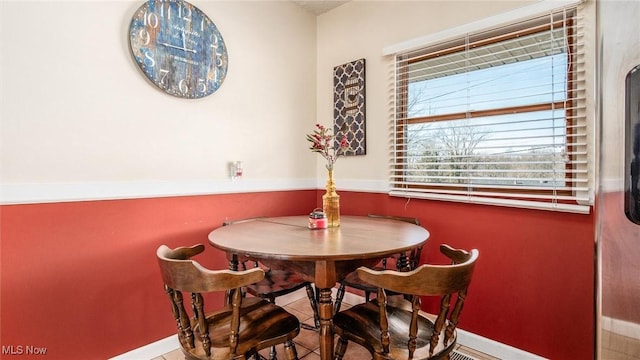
[333,58,366,156]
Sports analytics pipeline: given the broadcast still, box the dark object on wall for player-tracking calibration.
[333,58,366,155]
[625,64,640,224]
[129,0,228,99]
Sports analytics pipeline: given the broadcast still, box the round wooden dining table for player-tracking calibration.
[208,215,430,360]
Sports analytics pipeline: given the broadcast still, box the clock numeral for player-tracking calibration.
[160,3,171,20]
[143,11,159,29]
[215,55,223,67]
[211,67,218,81]
[178,79,189,94]
[197,79,207,93]
[159,69,170,86]
[138,29,151,45]
[178,4,192,22]
[144,51,156,67]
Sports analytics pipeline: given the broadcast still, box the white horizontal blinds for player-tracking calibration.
[390,6,590,213]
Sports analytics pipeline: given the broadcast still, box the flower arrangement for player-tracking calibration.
[306,123,349,170]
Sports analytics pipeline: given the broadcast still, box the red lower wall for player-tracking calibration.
[0,190,594,359]
[339,192,595,360]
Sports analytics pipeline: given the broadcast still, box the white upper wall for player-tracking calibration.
[1,0,603,202]
[1,1,317,202]
[315,1,539,183]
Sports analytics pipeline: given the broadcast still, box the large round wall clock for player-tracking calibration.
[128,0,228,99]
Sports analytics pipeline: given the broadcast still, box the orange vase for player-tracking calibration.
[322,169,340,227]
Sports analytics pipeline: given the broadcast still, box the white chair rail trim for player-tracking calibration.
[0,179,318,205]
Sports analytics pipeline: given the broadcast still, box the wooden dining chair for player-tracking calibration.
[222,218,320,330]
[333,244,479,360]
[156,243,301,360]
[333,214,423,314]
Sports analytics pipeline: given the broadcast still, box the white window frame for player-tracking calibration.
[385,1,593,214]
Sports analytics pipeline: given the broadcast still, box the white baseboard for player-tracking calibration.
[109,335,179,360]
[456,329,547,360]
[113,288,546,360]
[601,316,640,339]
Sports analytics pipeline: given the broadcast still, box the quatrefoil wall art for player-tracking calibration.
[333,58,366,156]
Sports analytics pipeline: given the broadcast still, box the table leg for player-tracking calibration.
[226,254,240,305]
[317,287,334,360]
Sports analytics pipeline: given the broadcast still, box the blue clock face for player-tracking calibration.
[129,0,228,99]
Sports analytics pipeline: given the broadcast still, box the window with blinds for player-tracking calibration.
[390,6,591,213]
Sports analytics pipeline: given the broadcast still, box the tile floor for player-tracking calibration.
[601,330,640,360]
[153,298,498,360]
